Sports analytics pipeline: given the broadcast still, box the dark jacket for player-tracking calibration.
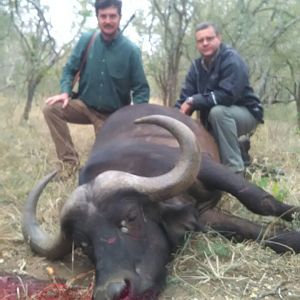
[176,43,264,124]
[60,30,150,113]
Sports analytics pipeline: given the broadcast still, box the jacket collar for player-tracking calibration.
[201,44,222,71]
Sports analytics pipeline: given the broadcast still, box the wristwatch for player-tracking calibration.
[186,96,194,105]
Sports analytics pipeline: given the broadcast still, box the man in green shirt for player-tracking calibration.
[44,0,150,179]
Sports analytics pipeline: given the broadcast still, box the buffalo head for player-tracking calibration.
[22,115,201,299]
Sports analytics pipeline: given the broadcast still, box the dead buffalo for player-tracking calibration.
[22,103,300,300]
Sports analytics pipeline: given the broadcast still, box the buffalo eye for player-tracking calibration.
[120,220,129,233]
[119,207,142,234]
[127,209,138,222]
[81,241,88,248]
[120,214,138,233]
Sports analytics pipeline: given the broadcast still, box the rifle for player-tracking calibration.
[121,13,136,34]
[71,31,98,99]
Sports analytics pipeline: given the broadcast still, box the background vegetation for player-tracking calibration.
[1,0,300,124]
[1,0,300,299]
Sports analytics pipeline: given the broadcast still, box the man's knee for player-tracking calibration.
[208,105,228,124]
[42,103,62,119]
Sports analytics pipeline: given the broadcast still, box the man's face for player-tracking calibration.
[97,5,121,40]
[195,26,221,59]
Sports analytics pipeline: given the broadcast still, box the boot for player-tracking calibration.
[238,135,251,167]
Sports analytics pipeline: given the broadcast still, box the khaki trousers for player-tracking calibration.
[43,99,110,165]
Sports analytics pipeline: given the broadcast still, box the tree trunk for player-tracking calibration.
[166,66,178,107]
[296,82,300,130]
[22,80,37,121]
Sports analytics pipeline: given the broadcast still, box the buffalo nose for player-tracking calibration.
[94,281,127,300]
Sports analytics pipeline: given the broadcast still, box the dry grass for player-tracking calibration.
[1,96,300,299]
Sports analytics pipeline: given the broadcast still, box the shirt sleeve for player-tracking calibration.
[130,48,150,104]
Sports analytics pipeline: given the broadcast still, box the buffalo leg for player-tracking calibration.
[199,155,300,222]
[198,208,300,253]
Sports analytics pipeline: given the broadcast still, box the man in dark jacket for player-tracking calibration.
[176,21,263,175]
[44,0,150,179]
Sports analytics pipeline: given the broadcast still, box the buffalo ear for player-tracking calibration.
[159,202,201,248]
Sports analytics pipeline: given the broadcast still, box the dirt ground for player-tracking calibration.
[0,211,95,298]
[0,240,94,282]
[2,229,300,300]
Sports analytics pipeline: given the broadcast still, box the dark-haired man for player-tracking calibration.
[44,0,149,179]
[176,22,263,175]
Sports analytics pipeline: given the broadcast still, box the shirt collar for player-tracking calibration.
[100,29,121,46]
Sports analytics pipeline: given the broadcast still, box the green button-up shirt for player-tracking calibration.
[60,30,150,112]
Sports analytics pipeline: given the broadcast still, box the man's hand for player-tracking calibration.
[179,101,194,116]
[45,93,70,108]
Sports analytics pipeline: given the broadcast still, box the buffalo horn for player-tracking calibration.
[21,171,72,260]
[90,115,201,201]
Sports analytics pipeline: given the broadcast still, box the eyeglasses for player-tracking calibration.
[197,36,217,45]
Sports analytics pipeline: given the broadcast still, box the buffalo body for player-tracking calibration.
[22,103,300,300]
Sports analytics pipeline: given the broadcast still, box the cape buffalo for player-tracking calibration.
[22,103,300,300]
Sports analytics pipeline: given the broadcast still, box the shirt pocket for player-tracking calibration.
[108,56,130,93]
[107,53,129,77]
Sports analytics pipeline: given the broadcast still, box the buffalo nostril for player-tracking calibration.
[107,281,127,299]
[93,281,127,300]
